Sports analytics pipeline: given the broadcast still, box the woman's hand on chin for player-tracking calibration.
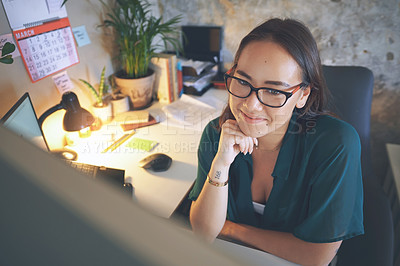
[215,119,258,167]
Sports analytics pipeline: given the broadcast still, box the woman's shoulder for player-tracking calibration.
[316,115,358,136]
[203,117,220,134]
[207,117,220,129]
[305,115,361,149]
[197,117,221,159]
[299,115,362,181]
[200,117,221,143]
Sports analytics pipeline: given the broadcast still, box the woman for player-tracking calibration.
[188,18,364,265]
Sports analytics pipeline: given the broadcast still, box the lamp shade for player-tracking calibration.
[38,91,95,132]
[61,92,95,131]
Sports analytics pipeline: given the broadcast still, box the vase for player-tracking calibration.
[114,70,155,110]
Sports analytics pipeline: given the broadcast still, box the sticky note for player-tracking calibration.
[72,25,91,47]
[52,71,74,94]
[125,138,159,152]
[0,33,20,58]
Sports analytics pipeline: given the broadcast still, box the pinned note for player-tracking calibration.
[0,33,20,58]
[72,25,91,47]
[52,71,74,94]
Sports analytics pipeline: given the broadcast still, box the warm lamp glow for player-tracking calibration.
[38,91,95,132]
[65,127,92,146]
[79,127,92,138]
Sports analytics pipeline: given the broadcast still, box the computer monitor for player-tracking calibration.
[0,92,49,151]
[0,125,241,265]
[181,25,223,72]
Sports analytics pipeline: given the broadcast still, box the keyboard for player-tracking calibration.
[67,161,99,177]
[64,160,132,196]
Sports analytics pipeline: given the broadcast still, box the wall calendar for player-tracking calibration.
[13,18,79,82]
[2,0,79,82]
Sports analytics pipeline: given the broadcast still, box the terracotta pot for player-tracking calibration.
[114,70,155,110]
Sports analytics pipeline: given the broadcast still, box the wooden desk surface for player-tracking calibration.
[72,89,228,218]
[69,88,297,265]
[213,238,299,266]
[387,143,400,197]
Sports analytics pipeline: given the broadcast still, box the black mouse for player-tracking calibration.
[138,153,172,172]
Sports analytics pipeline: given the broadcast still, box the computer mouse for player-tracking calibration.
[138,153,172,172]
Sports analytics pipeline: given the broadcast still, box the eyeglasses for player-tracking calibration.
[224,73,307,108]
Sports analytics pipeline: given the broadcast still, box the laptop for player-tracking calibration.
[1,93,132,195]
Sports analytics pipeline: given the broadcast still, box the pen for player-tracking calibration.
[102,130,136,153]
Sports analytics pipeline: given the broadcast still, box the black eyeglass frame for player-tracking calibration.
[224,73,307,108]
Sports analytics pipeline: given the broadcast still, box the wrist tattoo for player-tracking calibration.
[215,170,221,179]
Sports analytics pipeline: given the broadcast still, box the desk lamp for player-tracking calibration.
[38,91,94,131]
[38,91,95,150]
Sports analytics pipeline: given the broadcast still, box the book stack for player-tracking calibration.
[114,110,158,131]
[151,53,183,104]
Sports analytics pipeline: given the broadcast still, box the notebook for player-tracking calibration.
[0,93,131,195]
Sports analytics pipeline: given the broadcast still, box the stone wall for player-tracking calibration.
[157,0,400,181]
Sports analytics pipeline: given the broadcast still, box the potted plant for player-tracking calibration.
[100,0,182,109]
[79,66,112,125]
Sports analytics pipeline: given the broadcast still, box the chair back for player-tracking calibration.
[322,65,374,179]
[322,65,394,266]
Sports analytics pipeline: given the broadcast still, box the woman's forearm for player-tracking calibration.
[190,119,257,241]
[190,161,230,242]
[221,221,341,266]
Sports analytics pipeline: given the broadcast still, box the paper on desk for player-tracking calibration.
[180,59,215,76]
[183,67,217,92]
[161,94,221,131]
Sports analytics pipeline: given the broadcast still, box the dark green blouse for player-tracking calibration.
[189,113,364,243]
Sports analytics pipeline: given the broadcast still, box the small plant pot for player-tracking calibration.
[114,70,155,110]
[111,94,130,116]
[92,102,112,125]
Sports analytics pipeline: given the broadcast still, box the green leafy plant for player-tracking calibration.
[79,66,109,106]
[100,0,182,79]
[0,42,16,64]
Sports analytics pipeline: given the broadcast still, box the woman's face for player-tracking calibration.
[229,41,310,138]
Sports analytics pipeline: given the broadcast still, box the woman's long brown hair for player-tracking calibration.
[219,18,333,132]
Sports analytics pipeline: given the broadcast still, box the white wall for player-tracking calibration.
[0,0,114,148]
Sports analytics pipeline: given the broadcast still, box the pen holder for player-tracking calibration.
[111,94,130,116]
[92,103,112,125]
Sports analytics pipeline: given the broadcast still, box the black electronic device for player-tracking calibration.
[181,25,224,95]
[138,153,172,172]
[181,25,223,72]
[0,92,50,151]
[0,124,236,265]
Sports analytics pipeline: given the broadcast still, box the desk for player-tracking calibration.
[71,88,227,218]
[69,88,298,265]
[384,143,400,265]
[213,238,298,266]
